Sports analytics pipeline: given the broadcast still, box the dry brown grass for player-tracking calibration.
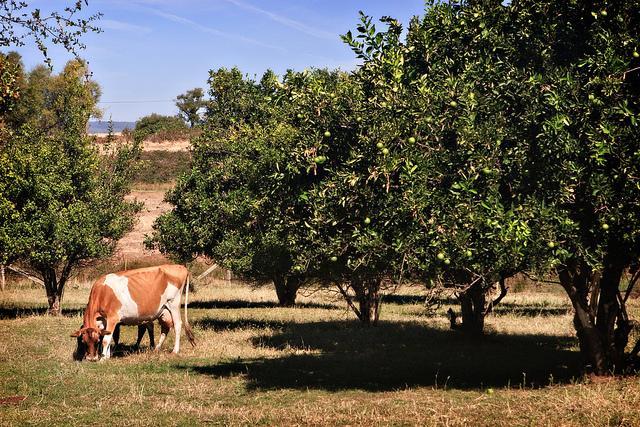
[2,277,640,426]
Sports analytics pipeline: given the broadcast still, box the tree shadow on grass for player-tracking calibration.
[381,296,572,317]
[0,306,84,319]
[188,300,338,310]
[179,320,582,391]
[194,317,289,331]
[382,294,463,306]
[492,303,571,317]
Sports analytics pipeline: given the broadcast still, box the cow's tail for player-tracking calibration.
[183,272,196,347]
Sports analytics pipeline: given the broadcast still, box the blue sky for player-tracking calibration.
[12,0,426,121]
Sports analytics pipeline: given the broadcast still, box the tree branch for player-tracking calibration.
[484,278,508,316]
[6,265,44,286]
[336,282,361,320]
[522,271,561,285]
[624,269,640,303]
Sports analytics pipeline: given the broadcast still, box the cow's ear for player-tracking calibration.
[70,330,82,338]
[100,329,112,336]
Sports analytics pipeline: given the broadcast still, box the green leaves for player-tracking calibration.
[0,60,139,305]
[152,1,640,309]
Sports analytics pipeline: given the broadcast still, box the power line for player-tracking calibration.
[98,99,177,104]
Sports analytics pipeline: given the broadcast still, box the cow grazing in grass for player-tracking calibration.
[73,310,174,361]
[72,264,195,361]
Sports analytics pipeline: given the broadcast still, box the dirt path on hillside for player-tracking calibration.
[111,139,190,262]
[115,189,172,261]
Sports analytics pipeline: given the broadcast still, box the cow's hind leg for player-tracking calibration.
[155,309,172,351]
[167,299,182,354]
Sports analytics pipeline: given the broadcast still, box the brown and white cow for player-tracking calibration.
[71,264,195,361]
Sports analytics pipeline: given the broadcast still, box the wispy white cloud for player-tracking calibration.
[152,10,286,52]
[222,0,336,40]
[100,19,152,34]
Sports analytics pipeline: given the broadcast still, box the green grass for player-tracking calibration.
[1,279,640,426]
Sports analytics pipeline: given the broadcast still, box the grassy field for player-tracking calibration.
[133,150,191,185]
[1,276,640,426]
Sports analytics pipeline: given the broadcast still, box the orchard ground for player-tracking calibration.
[2,275,640,425]
[2,139,640,426]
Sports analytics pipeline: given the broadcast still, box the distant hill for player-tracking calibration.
[88,121,136,134]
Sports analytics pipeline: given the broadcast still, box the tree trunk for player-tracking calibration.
[43,269,65,316]
[558,265,607,374]
[45,284,62,316]
[458,283,486,334]
[596,260,628,371]
[1,265,5,291]
[558,258,630,375]
[353,279,382,326]
[336,279,383,326]
[273,275,301,307]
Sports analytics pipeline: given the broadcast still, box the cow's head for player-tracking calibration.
[71,327,111,361]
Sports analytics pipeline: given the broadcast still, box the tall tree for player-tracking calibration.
[6,56,102,131]
[347,0,640,370]
[508,0,640,373]
[175,88,206,127]
[0,60,140,314]
[148,68,309,307]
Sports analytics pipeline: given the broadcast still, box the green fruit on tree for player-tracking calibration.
[380,101,388,108]
[324,131,331,137]
[408,136,416,144]
[547,241,555,248]
[356,116,363,122]
[376,142,384,149]
[634,51,640,58]
[437,252,445,260]
[364,217,371,225]
[314,156,326,164]
[465,250,473,258]
[330,256,338,262]
[602,223,610,231]
[296,113,303,119]
[482,167,492,175]
[600,10,607,16]
[382,148,389,155]
[444,259,451,265]
[449,100,458,107]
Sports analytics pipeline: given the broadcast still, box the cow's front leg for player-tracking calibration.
[100,317,118,360]
[101,333,114,360]
[147,323,155,348]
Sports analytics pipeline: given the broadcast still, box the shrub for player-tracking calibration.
[132,113,189,143]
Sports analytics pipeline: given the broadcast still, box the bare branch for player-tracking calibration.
[484,278,508,316]
[624,269,640,303]
[6,265,44,286]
